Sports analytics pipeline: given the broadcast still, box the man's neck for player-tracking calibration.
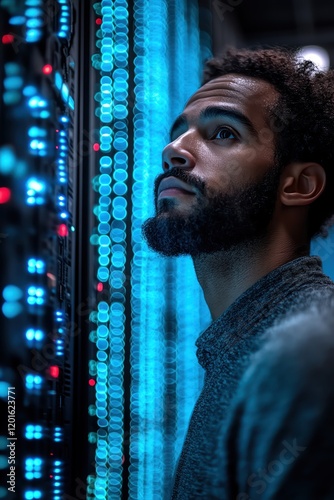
[192,240,310,320]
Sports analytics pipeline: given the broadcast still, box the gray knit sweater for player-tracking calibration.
[171,256,334,499]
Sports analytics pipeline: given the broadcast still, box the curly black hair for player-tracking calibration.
[203,47,334,238]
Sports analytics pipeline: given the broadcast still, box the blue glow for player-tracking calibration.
[27,286,45,305]
[25,7,42,16]
[0,382,10,398]
[55,72,62,90]
[26,18,43,28]
[28,126,47,138]
[57,0,72,41]
[3,91,21,106]
[9,16,26,25]
[3,285,23,301]
[26,29,42,43]
[24,492,42,500]
[25,328,44,341]
[26,179,45,192]
[2,302,23,318]
[25,374,43,390]
[23,85,37,96]
[27,258,45,274]
[4,76,23,90]
[28,96,47,109]
[26,177,46,205]
[25,425,43,440]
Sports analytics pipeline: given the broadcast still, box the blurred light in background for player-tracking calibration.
[296,45,330,71]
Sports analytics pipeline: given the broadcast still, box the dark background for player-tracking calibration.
[207,0,334,65]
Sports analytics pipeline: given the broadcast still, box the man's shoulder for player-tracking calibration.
[217,307,334,500]
[241,305,334,406]
[262,304,334,365]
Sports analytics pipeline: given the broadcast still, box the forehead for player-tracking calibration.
[184,73,279,125]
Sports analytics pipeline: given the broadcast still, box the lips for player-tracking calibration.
[158,176,196,198]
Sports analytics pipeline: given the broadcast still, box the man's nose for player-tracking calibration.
[162,139,196,172]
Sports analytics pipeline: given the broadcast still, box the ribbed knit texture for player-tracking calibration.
[171,256,334,499]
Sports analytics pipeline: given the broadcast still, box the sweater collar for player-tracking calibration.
[195,256,324,369]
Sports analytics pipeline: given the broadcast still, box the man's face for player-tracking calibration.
[142,74,283,256]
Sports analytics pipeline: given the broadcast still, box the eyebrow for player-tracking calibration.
[169,105,258,140]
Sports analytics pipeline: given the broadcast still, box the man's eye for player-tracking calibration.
[213,127,236,140]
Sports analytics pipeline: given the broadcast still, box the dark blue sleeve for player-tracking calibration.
[213,309,334,499]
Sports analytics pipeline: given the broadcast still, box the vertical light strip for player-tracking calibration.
[130,1,211,498]
[91,1,129,499]
[91,1,211,498]
[130,1,169,498]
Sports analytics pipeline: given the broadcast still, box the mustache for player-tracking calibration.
[154,168,206,201]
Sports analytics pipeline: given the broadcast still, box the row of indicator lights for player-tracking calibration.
[23,458,64,498]
[52,459,64,499]
[25,67,67,408]
[1,2,71,45]
[24,332,63,361]
[55,72,74,110]
[24,69,64,408]
[88,281,104,387]
[25,366,60,389]
[56,118,69,187]
[57,0,71,40]
[1,9,66,497]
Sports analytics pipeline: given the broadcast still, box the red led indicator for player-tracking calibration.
[97,282,103,292]
[96,18,102,25]
[0,187,11,204]
[2,34,14,44]
[57,224,68,237]
[49,365,60,378]
[93,143,100,151]
[88,379,96,387]
[42,64,53,75]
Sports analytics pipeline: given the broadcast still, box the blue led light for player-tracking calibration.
[54,72,75,109]
[25,4,44,43]
[56,119,70,185]
[28,126,47,138]
[55,310,64,322]
[57,0,72,40]
[27,286,45,305]
[2,302,23,318]
[54,426,63,442]
[3,285,23,301]
[25,424,43,440]
[29,139,47,156]
[25,457,43,479]
[27,258,45,274]
[26,177,47,207]
[9,16,26,25]
[4,76,23,90]
[25,328,44,341]
[25,374,43,390]
[27,178,45,196]
[25,7,42,16]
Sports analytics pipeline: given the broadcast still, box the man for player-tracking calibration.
[142,47,334,498]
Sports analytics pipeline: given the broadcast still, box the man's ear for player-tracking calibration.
[280,162,326,207]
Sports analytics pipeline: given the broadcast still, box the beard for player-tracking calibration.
[141,164,282,257]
